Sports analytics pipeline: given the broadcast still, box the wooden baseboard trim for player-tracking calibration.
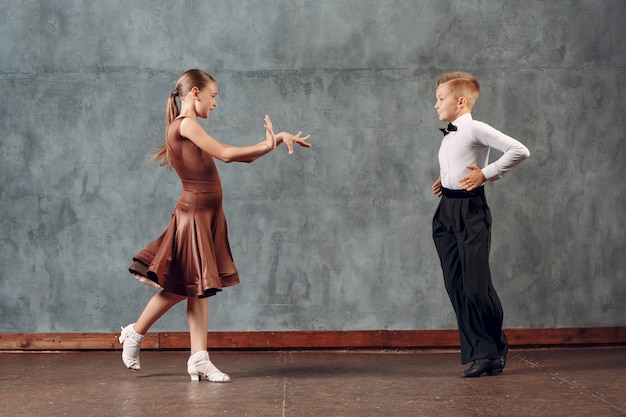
[0,327,624,351]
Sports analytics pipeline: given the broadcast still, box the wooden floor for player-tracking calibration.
[1,347,624,417]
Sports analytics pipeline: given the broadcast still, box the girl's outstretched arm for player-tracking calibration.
[180,116,276,163]
[180,115,310,163]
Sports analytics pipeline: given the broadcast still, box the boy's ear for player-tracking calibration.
[457,96,467,107]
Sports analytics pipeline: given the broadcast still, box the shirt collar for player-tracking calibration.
[452,113,473,127]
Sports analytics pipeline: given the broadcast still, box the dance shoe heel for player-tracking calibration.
[119,323,145,371]
[187,351,231,383]
[500,345,509,370]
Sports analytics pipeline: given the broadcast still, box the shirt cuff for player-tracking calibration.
[482,164,503,181]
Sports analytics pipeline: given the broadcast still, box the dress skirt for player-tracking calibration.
[129,180,240,298]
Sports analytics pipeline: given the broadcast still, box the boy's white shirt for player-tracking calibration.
[438,113,530,190]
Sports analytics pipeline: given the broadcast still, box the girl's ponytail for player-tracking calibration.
[152,90,180,167]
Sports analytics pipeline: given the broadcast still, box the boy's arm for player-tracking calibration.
[474,122,530,181]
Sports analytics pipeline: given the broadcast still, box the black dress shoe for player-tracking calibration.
[461,359,503,378]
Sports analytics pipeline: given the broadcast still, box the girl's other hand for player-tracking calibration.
[281,131,311,154]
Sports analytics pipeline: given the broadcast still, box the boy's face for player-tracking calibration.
[434,83,462,123]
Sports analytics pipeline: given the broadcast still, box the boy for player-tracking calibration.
[431,72,529,377]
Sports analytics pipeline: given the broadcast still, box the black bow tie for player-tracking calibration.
[440,123,457,136]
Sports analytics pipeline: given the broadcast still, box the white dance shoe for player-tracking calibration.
[119,323,145,371]
[187,351,231,383]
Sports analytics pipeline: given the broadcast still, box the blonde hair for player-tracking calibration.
[153,69,216,167]
[437,72,480,109]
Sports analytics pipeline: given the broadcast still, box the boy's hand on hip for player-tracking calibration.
[459,165,486,191]
[432,177,443,197]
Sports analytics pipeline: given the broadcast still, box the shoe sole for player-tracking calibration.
[461,365,504,378]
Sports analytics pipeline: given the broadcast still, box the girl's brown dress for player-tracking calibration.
[129,117,240,297]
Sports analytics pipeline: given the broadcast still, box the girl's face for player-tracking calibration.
[434,83,461,123]
[195,82,218,119]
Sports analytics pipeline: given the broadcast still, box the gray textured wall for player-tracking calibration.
[1,0,624,333]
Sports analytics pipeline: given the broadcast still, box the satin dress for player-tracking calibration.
[129,117,240,297]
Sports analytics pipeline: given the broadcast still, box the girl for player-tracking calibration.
[119,69,310,382]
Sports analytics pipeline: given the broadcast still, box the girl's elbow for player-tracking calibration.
[219,155,250,164]
[217,151,236,163]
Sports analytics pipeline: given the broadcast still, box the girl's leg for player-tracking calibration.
[186,296,209,355]
[186,297,230,382]
[134,290,187,334]
[120,290,186,371]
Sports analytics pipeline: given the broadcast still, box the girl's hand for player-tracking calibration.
[264,115,276,150]
[280,131,312,154]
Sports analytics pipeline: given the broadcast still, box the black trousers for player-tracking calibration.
[432,187,508,364]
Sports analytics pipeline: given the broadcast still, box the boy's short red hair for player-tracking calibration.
[438,72,480,109]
